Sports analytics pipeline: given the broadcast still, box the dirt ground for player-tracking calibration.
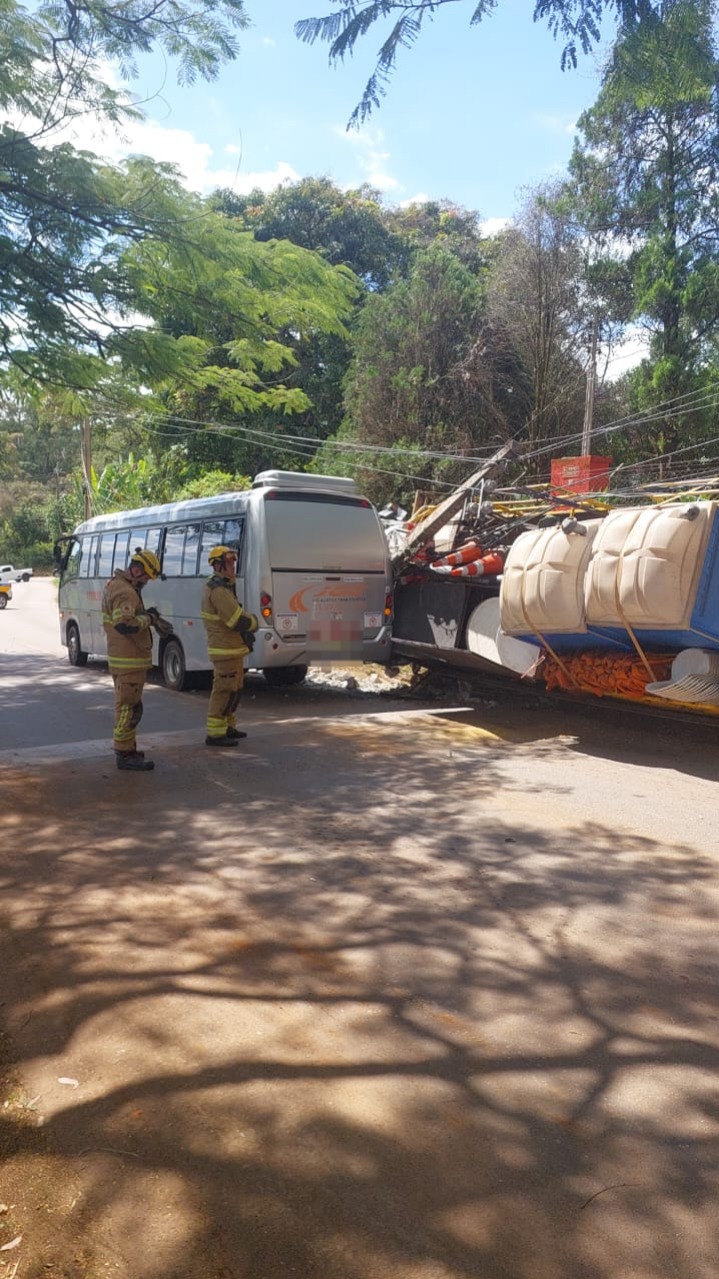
[2,671,719,1279]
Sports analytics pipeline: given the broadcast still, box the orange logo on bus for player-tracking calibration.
[289,584,365,613]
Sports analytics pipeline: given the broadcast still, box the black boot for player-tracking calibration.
[205,734,238,747]
[226,727,247,740]
[116,751,155,771]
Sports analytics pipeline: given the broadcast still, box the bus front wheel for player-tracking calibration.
[0,595,7,610]
[67,622,88,666]
[162,638,189,692]
[263,665,308,688]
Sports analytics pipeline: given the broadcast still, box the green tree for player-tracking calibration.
[0,0,250,388]
[485,189,590,456]
[569,0,719,458]
[316,244,491,503]
[204,181,493,481]
[213,177,408,290]
[387,200,489,276]
[143,204,359,477]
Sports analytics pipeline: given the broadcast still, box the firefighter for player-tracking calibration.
[201,545,258,747]
[102,547,171,772]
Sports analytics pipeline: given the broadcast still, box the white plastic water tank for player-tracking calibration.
[500,520,602,636]
[671,647,719,679]
[645,647,719,703]
[585,502,715,628]
[466,597,538,674]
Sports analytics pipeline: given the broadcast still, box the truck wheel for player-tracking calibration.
[21,574,30,582]
[263,665,308,688]
[0,595,7,610]
[67,622,88,666]
[161,637,189,692]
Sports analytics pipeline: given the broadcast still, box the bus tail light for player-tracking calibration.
[260,591,273,621]
[384,589,392,620]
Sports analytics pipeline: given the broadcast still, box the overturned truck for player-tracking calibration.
[390,445,719,716]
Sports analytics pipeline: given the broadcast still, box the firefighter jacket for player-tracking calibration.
[102,569,153,672]
[201,574,258,660]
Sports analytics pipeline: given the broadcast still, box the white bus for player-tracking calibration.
[55,470,393,689]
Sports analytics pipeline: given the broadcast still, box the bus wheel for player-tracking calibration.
[67,622,88,666]
[263,665,308,688]
[162,638,188,692]
[0,595,6,609]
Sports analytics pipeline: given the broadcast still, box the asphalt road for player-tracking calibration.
[0,579,402,755]
[1,578,719,1279]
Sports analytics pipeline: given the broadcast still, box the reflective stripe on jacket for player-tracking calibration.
[102,569,153,671]
[201,574,258,659]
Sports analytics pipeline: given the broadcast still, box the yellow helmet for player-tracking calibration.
[130,548,161,579]
[208,545,236,565]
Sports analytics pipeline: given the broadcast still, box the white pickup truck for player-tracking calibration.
[0,563,33,583]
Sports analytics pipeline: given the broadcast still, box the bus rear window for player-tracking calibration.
[263,494,386,572]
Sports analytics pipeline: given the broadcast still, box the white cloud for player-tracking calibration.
[534,113,578,137]
[6,93,299,194]
[480,216,510,237]
[0,59,299,195]
[331,123,400,192]
[261,36,276,47]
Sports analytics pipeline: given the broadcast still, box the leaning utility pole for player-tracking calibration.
[81,418,92,520]
[581,319,598,458]
[394,439,518,569]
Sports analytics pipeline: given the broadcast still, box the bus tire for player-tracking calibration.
[161,637,189,692]
[263,665,308,688]
[0,595,6,610]
[67,622,88,666]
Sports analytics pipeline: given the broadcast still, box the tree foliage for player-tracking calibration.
[569,0,719,453]
[320,243,491,502]
[0,0,253,394]
[212,177,408,290]
[486,190,590,455]
[296,0,663,124]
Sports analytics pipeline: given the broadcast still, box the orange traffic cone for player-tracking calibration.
[432,539,484,568]
[449,552,504,578]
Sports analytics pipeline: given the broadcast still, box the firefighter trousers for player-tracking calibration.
[112,670,147,753]
[207,657,245,738]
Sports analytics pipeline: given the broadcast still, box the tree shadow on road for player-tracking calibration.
[0,710,718,1278]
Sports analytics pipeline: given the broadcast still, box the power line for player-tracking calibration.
[86,378,719,498]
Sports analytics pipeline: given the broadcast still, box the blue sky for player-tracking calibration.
[97,0,613,227]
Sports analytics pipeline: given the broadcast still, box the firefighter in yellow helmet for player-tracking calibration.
[201,545,258,747]
[102,547,172,771]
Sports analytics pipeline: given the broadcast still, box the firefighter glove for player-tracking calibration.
[147,607,173,637]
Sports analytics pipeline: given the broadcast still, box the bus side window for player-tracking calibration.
[145,528,162,554]
[128,528,149,554]
[199,521,227,569]
[78,538,94,579]
[97,534,115,580]
[62,539,82,583]
[113,532,129,574]
[163,526,186,576]
[181,523,202,576]
[224,518,245,558]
